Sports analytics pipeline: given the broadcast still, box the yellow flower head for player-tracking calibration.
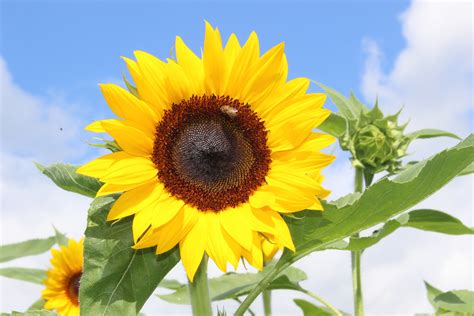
[78,22,334,281]
[42,239,83,316]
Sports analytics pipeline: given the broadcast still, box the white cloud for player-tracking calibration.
[359,0,473,314]
[0,58,92,312]
[0,58,88,163]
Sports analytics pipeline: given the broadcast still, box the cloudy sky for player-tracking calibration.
[0,0,472,314]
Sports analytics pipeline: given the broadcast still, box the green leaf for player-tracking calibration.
[294,299,331,316]
[349,92,370,114]
[35,163,101,198]
[0,268,46,284]
[79,196,180,316]
[459,162,474,176]
[434,290,474,313]
[404,209,473,235]
[407,129,461,141]
[283,134,474,263]
[123,74,138,97]
[316,82,361,121]
[424,281,443,308]
[88,138,122,153]
[27,299,46,312]
[329,209,473,251]
[5,311,57,316]
[158,264,307,304]
[53,227,68,246]
[318,112,347,138]
[0,236,56,263]
[158,279,183,290]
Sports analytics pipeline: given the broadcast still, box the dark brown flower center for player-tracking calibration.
[152,95,271,212]
[67,272,82,305]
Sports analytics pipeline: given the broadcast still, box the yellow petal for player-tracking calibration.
[224,31,260,97]
[99,83,159,135]
[175,36,204,94]
[180,216,206,281]
[133,51,170,112]
[241,232,263,270]
[107,179,164,221]
[249,190,276,209]
[220,205,253,251]
[101,120,154,157]
[205,213,229,272]
[203,21,225,95]
[151,195,185,228]
[96,182,146,197]
[268,212,295,251]
[100,156,157,185]
[153,205,199,254]
[76,151,131,179]
[132,208,153,242]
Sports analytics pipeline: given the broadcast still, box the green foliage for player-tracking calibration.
[316,83,460,178]
[123,74,139,97]
[459,162,474,176]
[2,311,57,316]
[79,196,180,316]
[283,135,473,263]
[53,227,68,246]
[434,290,474,313]
[424,282,474,314]
[158,264,307,304]
[318,112,347,138]
[0,237,56,263]
[407,129,461,141]
[35,163,101,198]
[27,299,46,312]
[328,209,473,251]
[0,268,46,284]
[88,138,122,153]
[294,299,332,316]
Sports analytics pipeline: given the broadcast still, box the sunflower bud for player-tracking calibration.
[345,105,410,175]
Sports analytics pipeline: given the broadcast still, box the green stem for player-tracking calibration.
[301,289,342,316]
[235,263,288,316]
[188,254,212,316]
[351,167,364,316]
[262,289,272,316]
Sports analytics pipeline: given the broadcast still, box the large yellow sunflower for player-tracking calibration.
[42,239,83,316]
[78,22,334,281]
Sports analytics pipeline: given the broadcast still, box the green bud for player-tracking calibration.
[347,104,411,175]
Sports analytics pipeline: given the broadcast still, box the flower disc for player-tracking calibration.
[153,95,271,212]
[78,22,335,280]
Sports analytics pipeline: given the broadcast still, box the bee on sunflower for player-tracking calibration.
[78,22,334,281]
[42,239,83,316]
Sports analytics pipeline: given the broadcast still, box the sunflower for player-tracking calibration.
[42,239,83,316]
[78,22,334,281]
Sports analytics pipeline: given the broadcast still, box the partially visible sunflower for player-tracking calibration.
[42,239,83,316]
[78,22,334,281]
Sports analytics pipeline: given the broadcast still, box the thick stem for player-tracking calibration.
[301,289,342,316]
[351,167,364,316]
[188,254,212,316]
[351,248,364,316]
[262,289,272,316]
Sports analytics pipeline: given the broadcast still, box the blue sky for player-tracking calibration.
[2,0,409,150]
[1,1,472,314]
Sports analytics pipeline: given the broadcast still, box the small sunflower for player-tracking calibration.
[78,22,334,281]
[42,239,83,316]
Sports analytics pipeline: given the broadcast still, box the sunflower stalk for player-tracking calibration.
[189,255,212,316]
[262,286,272,315]
[351,167,365,316]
